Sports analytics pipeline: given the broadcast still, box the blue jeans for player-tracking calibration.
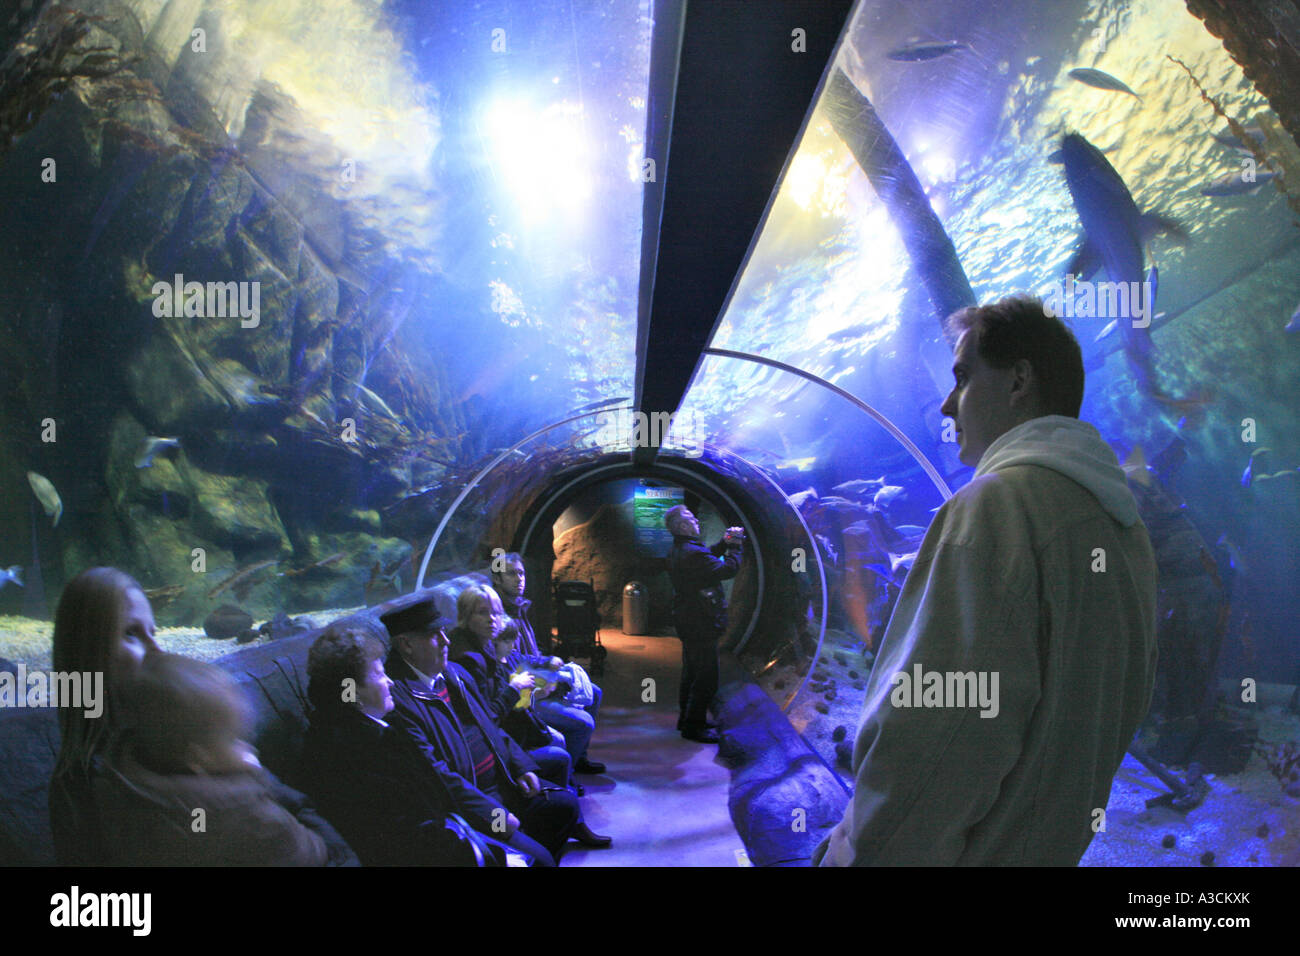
[528,744,573,789]
[536,683,602,762]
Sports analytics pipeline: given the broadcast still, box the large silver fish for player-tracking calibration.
[873,485,906,508]
[1058,133,1160,398]
[787,487,818,510]
[27,472,62,526]
[832,477,886,498]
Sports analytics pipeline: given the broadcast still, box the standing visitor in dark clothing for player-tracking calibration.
[665,506,744,744]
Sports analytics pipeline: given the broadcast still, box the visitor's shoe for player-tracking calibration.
[681,727,719,744]
[574,757,606,775]
[571,822,613,848]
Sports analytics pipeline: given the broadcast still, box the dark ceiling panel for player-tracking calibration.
[633,0,854,466]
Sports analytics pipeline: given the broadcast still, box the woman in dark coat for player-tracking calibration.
[299,617,506,866]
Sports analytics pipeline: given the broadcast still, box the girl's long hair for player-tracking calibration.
[51,567,154,779]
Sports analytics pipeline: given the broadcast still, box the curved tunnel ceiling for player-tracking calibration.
[2,0,1297,691]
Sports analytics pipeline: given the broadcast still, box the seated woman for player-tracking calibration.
[299,618,524,866]
[93,653,356,866]
[50,567,162,864]
[492,553,605,775]
[447,585,574,791]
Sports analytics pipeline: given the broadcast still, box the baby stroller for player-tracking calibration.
[551,579,607,676]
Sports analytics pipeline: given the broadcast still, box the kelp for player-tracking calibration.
[0,3,137,156]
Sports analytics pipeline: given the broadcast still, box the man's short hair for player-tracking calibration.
[490,552,524,580]
[664,504,690,534]
[307,618,388,713]
[945,296,1085,418]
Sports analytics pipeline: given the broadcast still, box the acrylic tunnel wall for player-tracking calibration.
[0,0,1298,869]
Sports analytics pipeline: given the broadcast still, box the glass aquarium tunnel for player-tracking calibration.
[1,0,1299,868]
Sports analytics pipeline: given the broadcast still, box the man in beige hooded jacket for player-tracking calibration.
[817,297,1157,866]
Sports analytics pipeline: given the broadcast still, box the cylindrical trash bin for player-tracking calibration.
[623,581,648,635]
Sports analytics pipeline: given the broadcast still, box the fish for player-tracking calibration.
[887,40,967,62]
[1287,303,1300,333]
[26,472,62,526]
[864,551,919,587]
[1241,447,1271,487]
[206,559,278,600]
[280,552,345,577]
[1201,169,1276,197]
[0,566,23,589]
[1213,126,1266,152]
[135,436,180,469]
[143,584,184,608]
[1058,133,1164,399]
[1121,446,1153,488]
[832,477,887,498]
[815,495,869,514]
[1068,67,1141,99]
[1064,208,1186,282]
[1047,143,1118,164]
[1153,387,1214,430]
[814,534,839,566]
[842,508,907,556]
[1253,468,1300,485]
[892,524,928,541]
[873,485,906,508]
[366,559,404,596]
[1215,534,1246,575]
[787,487,818,510]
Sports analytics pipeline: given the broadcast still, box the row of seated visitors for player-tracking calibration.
[47,558,610,866]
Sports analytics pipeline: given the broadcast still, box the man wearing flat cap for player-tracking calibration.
[381,598,581,866]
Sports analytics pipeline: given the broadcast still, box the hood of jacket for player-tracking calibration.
[973,415,1139,527]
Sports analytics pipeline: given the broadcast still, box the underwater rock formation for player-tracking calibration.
[0,2,463,622]
[552,502,675,629]
[1185,0,1300,151]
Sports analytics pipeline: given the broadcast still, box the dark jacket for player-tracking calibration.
[501,594,545,657]
[384,654,539,834]
[448,631,553,750]
[667,534,743,636]
[91,738,357,867]
[299,705,482,866]
[50,765,106,866]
